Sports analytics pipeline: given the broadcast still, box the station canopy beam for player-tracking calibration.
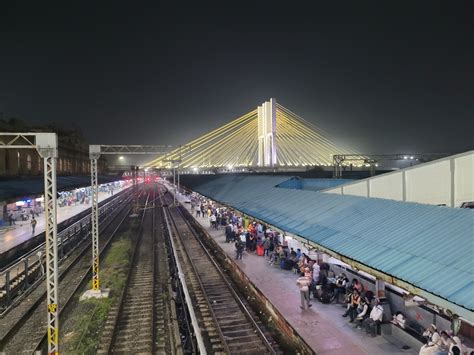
[98,145,172,155]
[87,144,169,296]
[0,132,59,355]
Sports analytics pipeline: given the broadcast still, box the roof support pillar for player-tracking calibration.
[375,279,386,298]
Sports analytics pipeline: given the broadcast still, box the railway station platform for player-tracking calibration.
[172,189,418,355]
[0,184,131,255]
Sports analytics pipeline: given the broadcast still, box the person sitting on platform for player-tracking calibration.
[268,245,282,265]
[314,270,331,301]
[290,248,297,259]
[355,297,371,327]
[295,248,302,261]
[436,331,453,355]
[419,324,441,355]
[362,298,384,337]
[342,289,361,321]
[350,278,364,294]
[332,273,349,304]
[391,311,406,329]
[447,336,467,355]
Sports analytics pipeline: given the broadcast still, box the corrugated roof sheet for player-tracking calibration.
[276,177,352,191]
[193,175,474,313]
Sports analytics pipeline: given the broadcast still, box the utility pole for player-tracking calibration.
[82,145,169,300]
[0,133,59,354]
[163,144,191,206]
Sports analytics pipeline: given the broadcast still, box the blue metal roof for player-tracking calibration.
[276,177,352,191]
[193,175,474,314]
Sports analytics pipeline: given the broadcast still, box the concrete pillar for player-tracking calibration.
[375,279,386,298]
[450,158,455,208]
[316,251,324,265]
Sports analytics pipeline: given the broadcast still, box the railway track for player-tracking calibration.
[0,190,138,354]
[0,187,133,315]
[100,184,178,354]
[162,190,278,355]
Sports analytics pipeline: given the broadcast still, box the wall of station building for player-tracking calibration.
[324,151,474,207]
[0,148,106,177]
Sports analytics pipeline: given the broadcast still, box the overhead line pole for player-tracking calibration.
[163,144,191,205]
[85,144,169,298]
[0,133,59,354]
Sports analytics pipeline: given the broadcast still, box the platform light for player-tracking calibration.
[410,156,414,160]
[193,167,198,172]
[119,156,124,160]
[403,156,408,160]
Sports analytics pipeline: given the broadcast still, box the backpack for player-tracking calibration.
[321,290,331,304]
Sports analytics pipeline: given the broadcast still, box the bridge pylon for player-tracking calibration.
[257,98,277,167]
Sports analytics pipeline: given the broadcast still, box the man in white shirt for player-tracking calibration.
[296,274,312,310]
[363,298,384,337]
[312,261,320,284]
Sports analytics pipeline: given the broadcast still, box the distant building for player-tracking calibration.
[0,118,106,177]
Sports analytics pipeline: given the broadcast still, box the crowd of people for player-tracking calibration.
[57,182,118,207]
[419,324,471,355]
[188,193,473,353]
[5,181,125,226]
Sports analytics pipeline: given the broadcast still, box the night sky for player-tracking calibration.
[1,1,473,154]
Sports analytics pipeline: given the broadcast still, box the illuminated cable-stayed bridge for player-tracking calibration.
[144,99,363,170]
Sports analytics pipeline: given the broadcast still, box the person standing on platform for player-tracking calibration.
[225,223,232,243]
[31,217,37,235]
[8,212,16,225]
[297,268,312,310]
[235,239,245,260]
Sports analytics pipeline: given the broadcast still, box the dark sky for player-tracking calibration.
[1,1,473,154]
